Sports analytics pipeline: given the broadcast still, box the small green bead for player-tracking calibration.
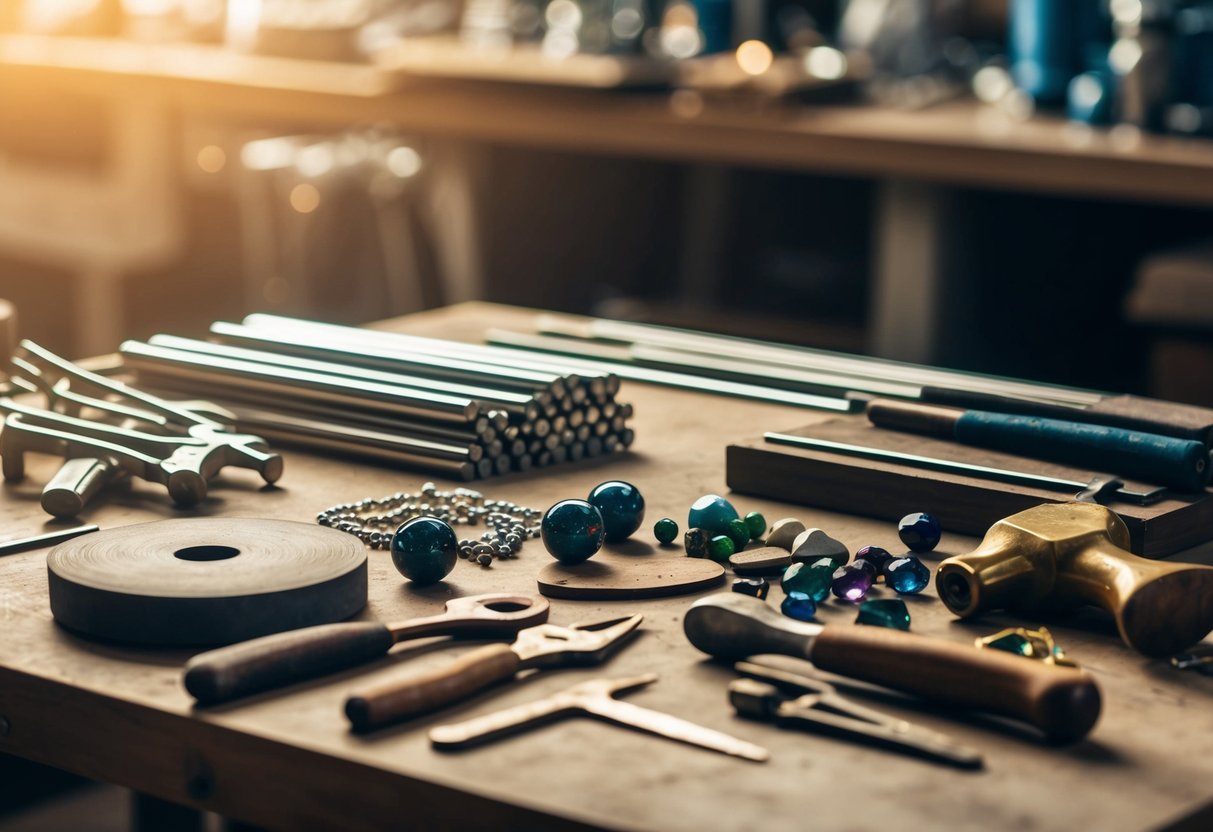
[726,518,751,550]
[744,511,767,540]
[684,528,710,558]
[654,517,678,545]
[708,534,736,561]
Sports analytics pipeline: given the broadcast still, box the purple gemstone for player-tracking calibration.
[832,564,874,602]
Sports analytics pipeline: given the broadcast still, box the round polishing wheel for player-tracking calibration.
[47,518,367,646]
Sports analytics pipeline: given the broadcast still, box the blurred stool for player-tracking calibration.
[1125,240,1213,406]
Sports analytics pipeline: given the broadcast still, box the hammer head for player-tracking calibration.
[938,503,1213,656]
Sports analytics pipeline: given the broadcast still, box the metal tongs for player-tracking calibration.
[729,661,984,770]
[0,340,282,516]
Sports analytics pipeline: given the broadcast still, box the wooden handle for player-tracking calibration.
[344,643,521,732]
[810,626,1101,743]
[184,622,394,705]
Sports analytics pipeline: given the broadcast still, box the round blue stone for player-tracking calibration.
[541,499,606,564]
[390,516,458,585]
[885,556,931,594]
[898,512,942,553]
[654,517,679,545]
[687,494,739,536]
[781,591,818,621]
[587,480,646,543]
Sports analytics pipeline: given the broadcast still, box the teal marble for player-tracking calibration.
[541,499,605,564]
[587,480,646,542]
[744,511,767,540]
[856,598,911,631]
[654,517,679,545]
[688,494,739,535]
[780,557,835,603]
[391,516,458,585]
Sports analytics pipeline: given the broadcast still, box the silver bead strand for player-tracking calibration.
[317,482,542,567]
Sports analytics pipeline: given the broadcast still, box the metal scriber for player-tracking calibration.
[344,613,643,731]
[730,662,982,769]
[430,674,769,762]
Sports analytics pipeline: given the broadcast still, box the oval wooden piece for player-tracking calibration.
[537,556,725,599]
[47,518,367,646]
[728,547,792,576]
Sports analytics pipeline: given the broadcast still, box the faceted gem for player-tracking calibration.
[587,480,646,543]
[708,534,736,561]
[390,516,459,586]
[856,598,911,631]
[765,518,806,550]
[726,518,752,550]
[688,494,740,536]
[985,632,1035,658]
[541,499,606,564]
[684,528,710,558]
[781,591,818,621]
[854,545,893,574]
[885,556,931,594]
[732,577,770,600]
[831,564,874,602]
[898,512,942,553]
[654,517,679,545]
[780,557,835,603]
[791,528,849,566]
[744,512,767,540]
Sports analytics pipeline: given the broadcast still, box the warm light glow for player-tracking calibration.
[1109,38,1143,75]
[289,183,321,213]
[241,137,295,171]
[386,146,422,178]
[805,46,847,80]
[972,65,1013,103]
[296,144,335,178]
[196,145,226,173]
[226,0,263,49]
[735,40,773,76]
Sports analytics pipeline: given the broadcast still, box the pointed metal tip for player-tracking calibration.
[571,612,644,633]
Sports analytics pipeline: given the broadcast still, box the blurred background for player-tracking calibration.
[0,0,1211,407]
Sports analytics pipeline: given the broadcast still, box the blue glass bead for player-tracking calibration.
[832,564,874,602]
[885,556,931,594]
[744,512,767,540]
[684,528,710,558]
[732,577,770,600]
[781,591,818,621]
[587,480,646,543]
[688,494,739,536]
[725,518,751,550]
[390,516,458,586]
[898,512,942,553]
[854,545,893,573]
[780,558,834,603]
[856,598,911,631]
[541,499,605,564]
[654,517,679,545]
[708,534,736,561]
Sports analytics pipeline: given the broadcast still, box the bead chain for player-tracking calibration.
[316,482,543,567]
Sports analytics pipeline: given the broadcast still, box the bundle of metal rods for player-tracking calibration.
[118,316,635,481]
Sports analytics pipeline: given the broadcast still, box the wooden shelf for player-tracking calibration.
[1,34,1212,205]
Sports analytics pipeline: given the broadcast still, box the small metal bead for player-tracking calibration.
[477,553,494,566]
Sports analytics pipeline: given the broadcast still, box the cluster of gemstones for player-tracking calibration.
[677,494,767,562]
[539,480,646,563]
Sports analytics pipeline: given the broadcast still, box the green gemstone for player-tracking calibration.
[987,633,1035,657]
[708,534,736,561]
[684,528,710,558]
[654,517,679,544]
[725,518,751,550]
[780,558,835,603]
[744,511,767,540]
[855,598,911,631]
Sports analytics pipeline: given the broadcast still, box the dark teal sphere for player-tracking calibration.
[654,517,679,545]
[587,480,646,543]
[390,516,458,585]
[541,499,606,564]
[688,494,739,535]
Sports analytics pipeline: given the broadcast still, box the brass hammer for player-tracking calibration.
[936,503,1213,656]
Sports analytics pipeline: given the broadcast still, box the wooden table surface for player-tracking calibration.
[2,303,1213,831]
[3,34,1213,206]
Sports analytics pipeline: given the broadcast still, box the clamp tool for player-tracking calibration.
[730,661,983,769]
[0,340,281,516]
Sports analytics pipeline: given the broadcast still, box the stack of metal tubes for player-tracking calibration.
[118,315,635,481]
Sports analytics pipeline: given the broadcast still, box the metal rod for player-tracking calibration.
[0,524,99,557]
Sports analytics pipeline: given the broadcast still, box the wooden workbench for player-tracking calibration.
[2,303,1213,831]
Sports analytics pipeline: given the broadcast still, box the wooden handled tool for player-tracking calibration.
[683,594,1101,743]
[184,594,548,705]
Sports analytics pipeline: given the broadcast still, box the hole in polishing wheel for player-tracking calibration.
[940,572,972,610]
[174,545,241,562]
